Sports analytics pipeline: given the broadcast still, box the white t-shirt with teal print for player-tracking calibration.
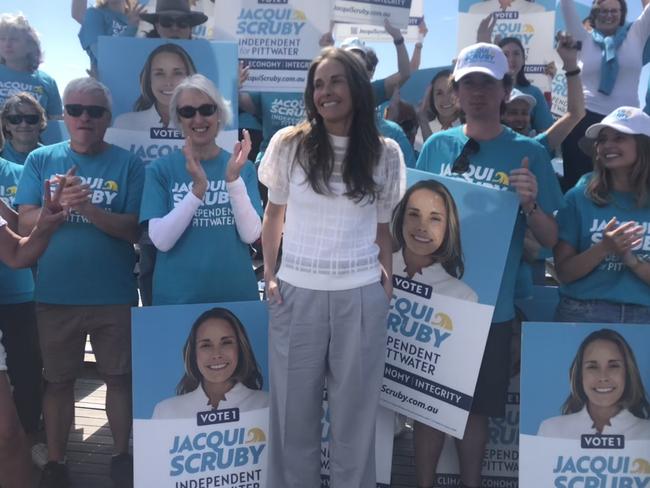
[140,149,262,305]
[557,187,650,306]
[416,125,563,322]
[14,142,144,305]
[0,157,33,304]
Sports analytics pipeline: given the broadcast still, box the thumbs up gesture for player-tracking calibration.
[509,157,538,212]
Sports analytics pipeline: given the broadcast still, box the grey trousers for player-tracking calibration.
[267,281,389,488]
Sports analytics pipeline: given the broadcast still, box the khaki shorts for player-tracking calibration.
[36,303,132,383]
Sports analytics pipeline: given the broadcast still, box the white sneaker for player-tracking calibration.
[31,442,48,469]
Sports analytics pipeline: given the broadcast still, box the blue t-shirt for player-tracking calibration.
[0,141,41,165]
[556,187,650,306]
[518,83,554,134]
[0,64,62,117]
[0,157,33,304]
[78,7,137,66]
[14,142,144,305]
[372,79,388,105]
[377,117,416,168]
[139,149,262,305]
[416,125,563,322]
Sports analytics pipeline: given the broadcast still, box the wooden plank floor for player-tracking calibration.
[30,352,418,488]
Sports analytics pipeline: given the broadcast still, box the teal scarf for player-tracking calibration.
[591,23,632,96]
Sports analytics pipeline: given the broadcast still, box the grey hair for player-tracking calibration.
[169,74,232,129]
[63,77,113,113]
[0,13,43,71]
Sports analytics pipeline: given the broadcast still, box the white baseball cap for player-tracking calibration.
[340,37,369,55]
[585,106,650,139]
[507,88,537,110]
[453,43,509,82]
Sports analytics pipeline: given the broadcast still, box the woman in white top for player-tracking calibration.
[152,307,268,419]
[538,328,650,440]
[415,69,461,153]
[113,43,197,131]
[560,0,650,190]
[259,47,405,488]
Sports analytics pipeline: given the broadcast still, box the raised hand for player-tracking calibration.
[477,14,496,43]
[556,31,579,70]
[509,157,538,210]
[600,218,644,256]
[55,166,92,214]
[384,18,403,41]
[36,179,67,233]
[238,61,250,88]
[225,130,252,183]
[183,136,208,199]
[125,1,146,27]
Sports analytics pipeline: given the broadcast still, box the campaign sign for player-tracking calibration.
[520,323,650,487]
[211,0,330,92]
[133,302,394,487]
[436,375,520,487]
[458,0,556,96]
[97,37,239,159]
[333,0,423,43]
[132,302,270,487]
[332,0,412,29]
[380,171,519,438]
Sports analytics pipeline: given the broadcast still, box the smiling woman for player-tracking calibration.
[152,307,268,419]
[0,92,47,164]
[537,329,650,439]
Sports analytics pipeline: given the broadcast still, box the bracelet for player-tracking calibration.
[415,42,423,49]
[564,68,581,77]
[393,37,404,46]
[523,201,538,217]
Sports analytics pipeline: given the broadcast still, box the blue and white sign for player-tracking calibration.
[332,0,413,29]
[333,0,423,42]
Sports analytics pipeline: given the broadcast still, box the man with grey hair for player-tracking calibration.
[15,77,144,488]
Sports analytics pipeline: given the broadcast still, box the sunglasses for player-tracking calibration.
[177,104,218,119]
[158,16,191,29]
[5,114,40,125]
[451,138,480,174]
[65,104,109,119]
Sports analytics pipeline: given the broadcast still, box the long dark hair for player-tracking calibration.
[562,329,649,419]
[176,308,263,395]
[391,180,466,279]
[498,37,530,87]
[133,43,197,112]
[427,69,454,122]
[284,47,381,202]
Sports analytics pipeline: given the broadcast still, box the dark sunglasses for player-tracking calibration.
[451,138,480,174]
[177,104,218,119]
[5,114,40,125]
[158,16,191,29]
[65,104,109,119]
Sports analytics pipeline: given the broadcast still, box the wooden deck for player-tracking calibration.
[32,357,417,487]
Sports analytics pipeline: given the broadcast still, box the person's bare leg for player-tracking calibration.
[454,413,488,487]
[414,421,446,488]
[42,380,75,461]
[103,373,132,454]
[0,372,31,488]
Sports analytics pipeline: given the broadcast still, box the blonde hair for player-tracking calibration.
[0,13,42,71]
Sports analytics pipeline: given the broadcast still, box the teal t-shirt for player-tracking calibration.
[372,79,387,105]
[518,83,554,134]
[377,117,416,168]
[139,149,262,305]
[557,188,650,306]
[78,7,137,66]
[0,157,33,304]
[0,64,62,117]
[416,125,563,322]
[14,142,143,305]
[247,92,305,164]
[0,141,42,165]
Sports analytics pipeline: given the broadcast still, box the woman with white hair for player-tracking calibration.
[0,13,62,119]
[140,74,262,305]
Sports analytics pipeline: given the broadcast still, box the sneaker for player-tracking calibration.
[39,461,70,488]
[31,442,48,469]
[110,452,133,488]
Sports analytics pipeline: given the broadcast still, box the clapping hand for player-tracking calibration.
[225,130,252,183]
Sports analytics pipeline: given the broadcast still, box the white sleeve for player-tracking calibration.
[631,4,650,45]
[0,215,6,227]
[148,192,202,252]
[559,0,588,42]
[227,177,262,244]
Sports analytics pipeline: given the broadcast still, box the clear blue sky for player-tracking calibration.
[3,0,645,101]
